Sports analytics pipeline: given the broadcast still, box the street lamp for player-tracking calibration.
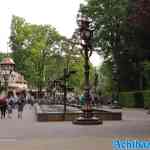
[72,14,102,125]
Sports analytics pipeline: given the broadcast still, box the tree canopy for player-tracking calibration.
[9,15,94,92]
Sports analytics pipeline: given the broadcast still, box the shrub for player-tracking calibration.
[142,91,150,108]
[119,92,135,107]
[119,90,150,108]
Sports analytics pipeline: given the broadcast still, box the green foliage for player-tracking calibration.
[142,91,150,108]
[79,0,150,92]
[80,0,129,58]
[67,57,84,92]
[9,15,62,90]
[0,53,8,62]
[98,60,113,95]
[80,0,140,92]
[143,60,150,89]
[119,92,135,107]
[9,15,94,92]
[119,90,150,108]
[134,92,144,107]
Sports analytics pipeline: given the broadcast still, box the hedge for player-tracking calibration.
[119,90,150,108]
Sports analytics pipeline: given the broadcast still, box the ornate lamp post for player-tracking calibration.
[72,14,102,125]
[0,57,15,94]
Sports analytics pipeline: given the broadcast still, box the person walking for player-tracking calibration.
[0,96,7,119]
[7,91,14,119]
[16,91,25,119]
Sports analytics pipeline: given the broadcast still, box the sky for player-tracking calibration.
[0,0,103,66]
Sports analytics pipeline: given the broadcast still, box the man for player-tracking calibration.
[0,96,7,119]
[16,91,25,119]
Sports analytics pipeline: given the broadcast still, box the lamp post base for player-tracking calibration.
[110,103,122,109]
[110,100,122,109]
[73,116,102,125]
[111,105,122,109]
[73,108,102,125]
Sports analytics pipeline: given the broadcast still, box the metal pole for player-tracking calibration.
[84,47,90,90]
[84,47,90,107]
[83,46,91,117]
[63,68,67,113]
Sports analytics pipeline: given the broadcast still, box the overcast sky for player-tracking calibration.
[0,0,103,66]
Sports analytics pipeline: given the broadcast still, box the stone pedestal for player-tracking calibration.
[73,116,102,125]
[110,104,122,109]
[72,108,102,125]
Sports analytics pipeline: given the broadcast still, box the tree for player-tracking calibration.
[98,60,113,95]
[9,15,62,92]
[80,0,128,58]
[0,53,8,62]
[79,0,137,91]
[125,0,150,90]
[128,0,150,32]
[9,15,92,93]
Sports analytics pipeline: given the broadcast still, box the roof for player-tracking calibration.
[0,57,15,65]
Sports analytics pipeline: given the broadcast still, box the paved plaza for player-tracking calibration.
[0,105,150,150]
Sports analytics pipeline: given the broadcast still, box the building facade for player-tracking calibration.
[0,57,28,93]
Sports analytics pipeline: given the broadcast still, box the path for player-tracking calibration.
[0,105,150,150]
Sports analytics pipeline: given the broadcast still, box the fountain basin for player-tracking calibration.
[35,104,122,122]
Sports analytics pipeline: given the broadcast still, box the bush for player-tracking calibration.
[142,91,150,108]
[119,90,150,108]
[134,92,144,107]
[119,92,135,107]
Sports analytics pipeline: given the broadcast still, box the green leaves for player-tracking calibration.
[80,0,128,58]
[9,16,62,89]
[98,60,113,94]
[9,15,91,92]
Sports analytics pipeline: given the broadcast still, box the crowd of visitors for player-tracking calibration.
[0,90,34,119]
[0,89,108,120]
